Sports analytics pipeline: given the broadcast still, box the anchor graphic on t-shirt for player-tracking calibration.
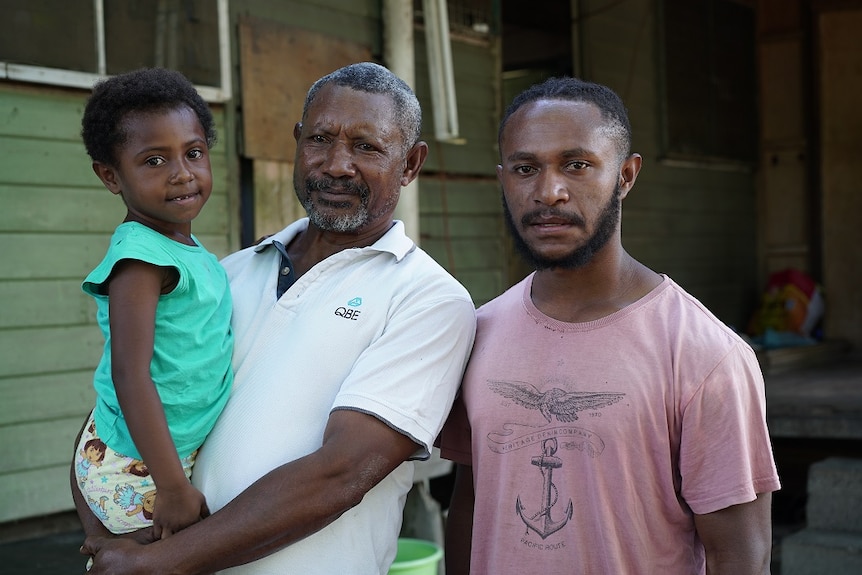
[516,437,573,539]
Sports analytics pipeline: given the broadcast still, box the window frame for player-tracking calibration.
[0,0,232,103]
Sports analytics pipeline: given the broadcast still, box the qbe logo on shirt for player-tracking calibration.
[334,297,362,321]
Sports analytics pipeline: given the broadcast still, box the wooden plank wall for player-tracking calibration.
[236,13,372,240]
[420,177,505,306]
[756,1,813,282]
[230,0,380,244]
[415,34,507,306]
[577,0,760,329]
[819,7,862,354]
[230,0,382,56]
[0,84,233,522]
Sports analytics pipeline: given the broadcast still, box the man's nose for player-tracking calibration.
[534,170,569,205]
[321,142,357,178]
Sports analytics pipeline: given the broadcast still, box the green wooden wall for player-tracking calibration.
[420,177,505,306]
[577,0,759,328]
[229,0,382,55]
[415,33,507,306]
[0,85,234,522]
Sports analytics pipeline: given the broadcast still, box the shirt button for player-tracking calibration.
[280,266,291,276]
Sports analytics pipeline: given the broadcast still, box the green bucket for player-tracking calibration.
[388,538,443,575]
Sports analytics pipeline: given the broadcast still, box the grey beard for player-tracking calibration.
[304,198,369,232]
[297,176,370,233]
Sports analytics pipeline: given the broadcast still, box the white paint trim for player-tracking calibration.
[217,0,232,100]
[423,0,464,144]
[0,64,102,90]
[0,1,231,103]
[94,0,106,75]
[384,0,420,244]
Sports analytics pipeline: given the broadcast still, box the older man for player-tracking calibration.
[78,62,476,574]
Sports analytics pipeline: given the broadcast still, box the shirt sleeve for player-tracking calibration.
[82,226,183,296]
[333,293,477,460]
[437,392,473,466]
[679,342,781,514]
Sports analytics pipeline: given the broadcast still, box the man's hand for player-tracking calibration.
[77,410,423,574]
[152,483,211,539]
[81,536,151,575]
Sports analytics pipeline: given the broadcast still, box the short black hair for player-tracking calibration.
[81,67,216,166]
[499,76,632,160]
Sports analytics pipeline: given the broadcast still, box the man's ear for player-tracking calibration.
[92,162,122,196]
[618,153,643,200]
[400,141,429,187]
[294,122,302,142]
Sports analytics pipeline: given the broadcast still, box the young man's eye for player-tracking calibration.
[567,161,589,170]
[514,165,535,175]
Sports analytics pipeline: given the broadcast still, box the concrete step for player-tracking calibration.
[806,457,862,533]
[780,529,862,575]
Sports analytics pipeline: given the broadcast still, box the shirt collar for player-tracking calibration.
[253,218,416,262]
[253,218,309,253]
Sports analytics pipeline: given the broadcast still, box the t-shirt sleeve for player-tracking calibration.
[679,342,781,515]
[333,293,477,460]
[82,229,183,296]
[437,391,473,466]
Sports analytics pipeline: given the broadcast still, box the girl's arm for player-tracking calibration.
[107,259,209,539]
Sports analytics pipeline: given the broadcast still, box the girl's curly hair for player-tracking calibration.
[81,67,217,166]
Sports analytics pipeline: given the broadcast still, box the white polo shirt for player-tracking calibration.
[193,218,476,574]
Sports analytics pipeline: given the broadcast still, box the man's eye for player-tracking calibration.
[146,157,165,167]
[568,161,588,170]
[514,166,535,175]
[311,135,327,143]
[188,149,204,160]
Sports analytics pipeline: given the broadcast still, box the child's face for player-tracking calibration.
[97,105,213,237]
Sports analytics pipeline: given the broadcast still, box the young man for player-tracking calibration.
[76,62,477,574]
[440,77,780,575]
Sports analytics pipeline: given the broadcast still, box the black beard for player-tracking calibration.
[503,183,621,270]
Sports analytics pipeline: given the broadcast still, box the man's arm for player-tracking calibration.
[444,463,474,575]
[84,408,418,575]
[693,491,773,575]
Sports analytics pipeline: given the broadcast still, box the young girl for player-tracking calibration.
[73,68,233,542]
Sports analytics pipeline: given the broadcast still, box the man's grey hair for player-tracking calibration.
[302,62,422,150]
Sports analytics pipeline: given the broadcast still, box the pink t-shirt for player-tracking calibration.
[440,274,780,575]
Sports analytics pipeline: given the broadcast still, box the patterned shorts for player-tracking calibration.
[74,411,197,534]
